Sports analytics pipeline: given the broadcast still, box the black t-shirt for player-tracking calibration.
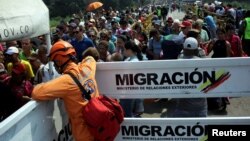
[212,40,228,58]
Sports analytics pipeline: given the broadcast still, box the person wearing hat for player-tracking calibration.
[174,20,192,45]
[163,17,174,36]
[5,46,34,81]
[153,20,164,35]
[89,18,96,24]
[192,19,210,43]
[32,40,100,141]
[178,29,207,58]
[171,19,181,35]
[215,1,225,16]
[99,16,108,30]
[167,37,207,117]
[180,20,192,37]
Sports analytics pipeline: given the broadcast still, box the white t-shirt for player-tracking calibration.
[228,8,236,20]
[34,62,60,85]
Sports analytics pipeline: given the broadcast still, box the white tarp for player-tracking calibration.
[0,0,50,41]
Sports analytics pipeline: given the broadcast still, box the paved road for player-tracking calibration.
[142,97,250,118]
[166,9,185,21]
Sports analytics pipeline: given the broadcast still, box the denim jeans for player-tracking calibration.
[120,99,144,117]
[120,99,134,117]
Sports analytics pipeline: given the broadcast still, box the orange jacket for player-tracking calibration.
[32,56,99,141]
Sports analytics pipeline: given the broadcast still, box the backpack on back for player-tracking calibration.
[83,95,124,141]
[67,72,124,141]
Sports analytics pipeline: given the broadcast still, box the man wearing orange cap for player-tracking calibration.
[32,40,99,141]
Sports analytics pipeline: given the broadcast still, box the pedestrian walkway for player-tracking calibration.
[167,10,185,21]
[143,97,250,117]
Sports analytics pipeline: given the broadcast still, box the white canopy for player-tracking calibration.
[0,0,50,42]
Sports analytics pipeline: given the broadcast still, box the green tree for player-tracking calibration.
[43,0,146,18]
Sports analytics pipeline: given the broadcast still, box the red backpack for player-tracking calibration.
[67,73,124,141]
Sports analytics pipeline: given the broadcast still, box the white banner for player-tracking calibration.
[96,58,250,98]
[115,117,250,141]
[0,0,50,41]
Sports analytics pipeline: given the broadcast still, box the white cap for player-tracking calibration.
[5,46,19,55]
[100,16,106,21]
[89,19,96,23]
[183,37,198,50]
[173,19,180,24]
[154,20,161,25]
[134,38,140,46]
[210,3,215,8]
[214,1,222,5]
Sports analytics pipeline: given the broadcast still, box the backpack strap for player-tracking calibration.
[66,72,91,100]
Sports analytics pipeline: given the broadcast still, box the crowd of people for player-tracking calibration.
[1,1,250,123]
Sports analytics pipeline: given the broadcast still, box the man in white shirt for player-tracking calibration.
[227,4,236,20]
